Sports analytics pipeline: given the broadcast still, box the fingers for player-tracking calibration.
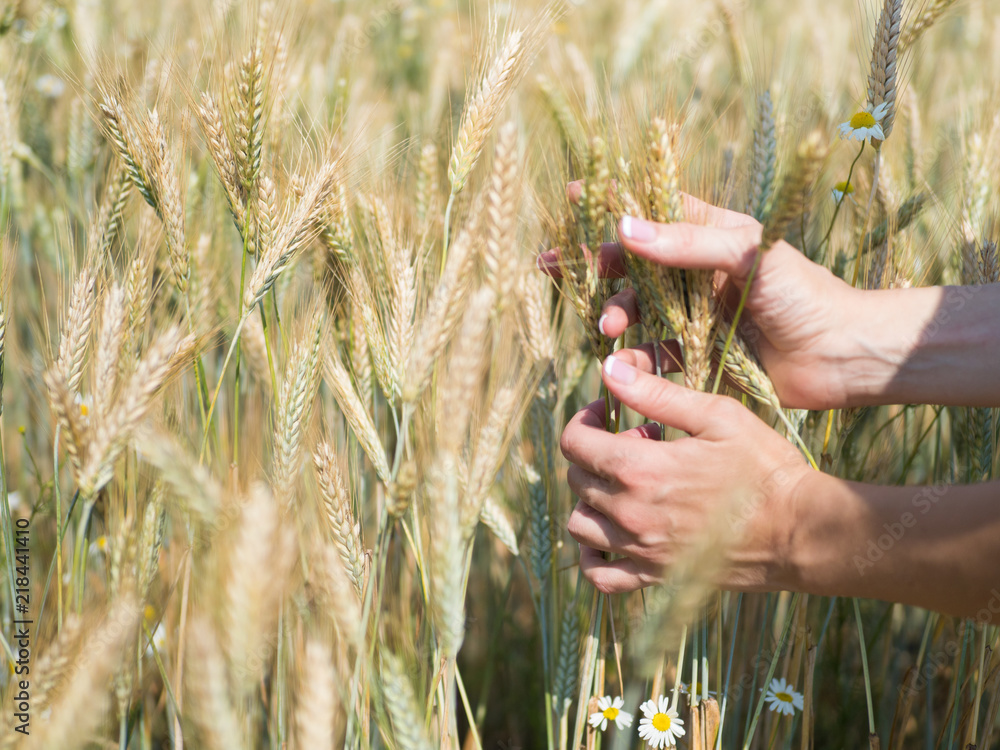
[613,341,684,377]
[567,182,758,230]
[599,288,639,337]
[579,545,648,594]
[567,465,614,508]
[559,400,619,479]
[537,243,627,280]
[566,501,627,553]
[602,354,732,435]
[619,217,764,283]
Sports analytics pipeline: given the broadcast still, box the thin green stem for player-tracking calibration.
[456,665,484,750]
[968,622,988,747]
[232,243,250,464]
[817,142,866,258]
[199,314,249,462]
[742,592,801,750]
[712,251,763,395]
[852,598,877,738]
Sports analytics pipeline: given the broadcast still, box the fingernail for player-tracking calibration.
[621,215,657,242]
[603,356,637,385]
[598,314,609,337]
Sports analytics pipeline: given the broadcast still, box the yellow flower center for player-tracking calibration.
[602,706,619,721]
[80,403,89,417]
[776,691,793,703]
[834,181,854,194]
[652,713,672,732]
[850,111,876,129]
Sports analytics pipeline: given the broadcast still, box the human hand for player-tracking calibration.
[539,183,873,411]
[562,346,811,595]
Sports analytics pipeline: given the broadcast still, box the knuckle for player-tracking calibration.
[559,428,579,462]
[566,509,586,541]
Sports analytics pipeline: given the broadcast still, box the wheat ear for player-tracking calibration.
[294,637,338,749]
[313,441,366,596]
[273,312,324,503]
[57,270,97,394]
[867,0,903,147]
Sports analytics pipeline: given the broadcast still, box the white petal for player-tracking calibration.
[870,123,885,141]
[873,101,889,119]
[612,696,624,709]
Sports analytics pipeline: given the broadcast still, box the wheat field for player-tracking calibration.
[0,0,997,748]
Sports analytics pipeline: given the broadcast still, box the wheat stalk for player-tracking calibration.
[93,282,126,420]
[867,0,903,147]
[273,312,324,503]
[747,90,777,222]
[57,270,97,395]
[313,441,366,596]
[479,495,519,556]
[323,351,391,482]
[197,90,247,233]
[244,157,340,314]
[185,616,247,750]
[380,652,434,750]
[464,386,517,532]
[27,598,138,750]
[222,483,295,696]
[448,29,528,196]
[294,636,338,749]
[80,326,196,497]
[403,220,480,403]
[900,0,958,51]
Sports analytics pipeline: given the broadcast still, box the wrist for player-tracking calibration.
[835,286,941,408]
[779,469,863,596]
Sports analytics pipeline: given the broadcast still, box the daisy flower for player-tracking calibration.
[838,102,889,143]
[588,695,633,732]
[638,695,685,749]
[831,180,855,203]
[88,535,110,557]
[763,677,804,716]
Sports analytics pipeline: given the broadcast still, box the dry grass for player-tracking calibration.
[0,0,998,748]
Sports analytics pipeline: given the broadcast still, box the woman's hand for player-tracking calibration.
[562,347,811,595]
[540,185,881,411]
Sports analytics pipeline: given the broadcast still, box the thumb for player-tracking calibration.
[602,354,720,435]
[619,215,763,283]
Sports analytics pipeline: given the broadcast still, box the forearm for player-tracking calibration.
[785,471,1000,618]
[848,284,1000,407]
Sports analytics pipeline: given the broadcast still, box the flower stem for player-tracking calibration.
[817,142,866,259]
[711,251,763,396]
[742,592,801,750]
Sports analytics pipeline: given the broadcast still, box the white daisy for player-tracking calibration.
[838,102,889,143]
[145,623,167,658]
[88,534,110,557]
[637,695,685,749]
[34,74,65,99]
[831,180,855,204]
[588,695,633,732]
[763,677,804,716]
